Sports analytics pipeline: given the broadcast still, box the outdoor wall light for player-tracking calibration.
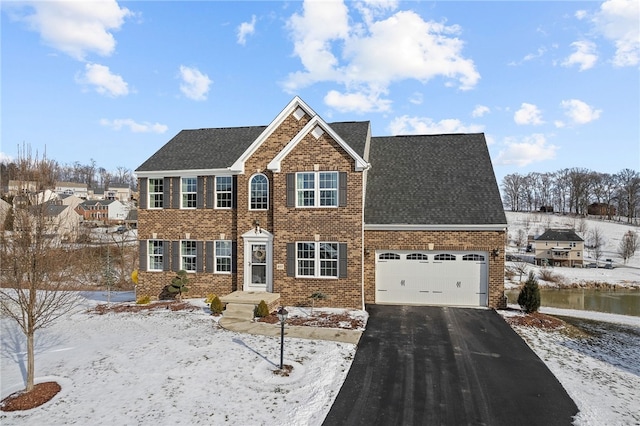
[276,306,288,369]
[492,248,500,258]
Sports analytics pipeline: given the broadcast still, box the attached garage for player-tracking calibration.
[375,250,488,307]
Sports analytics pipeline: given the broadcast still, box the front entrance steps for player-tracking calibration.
[220,291,280,321]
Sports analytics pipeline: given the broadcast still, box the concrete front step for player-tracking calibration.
[220,291,281,312]
[223,303,256,321]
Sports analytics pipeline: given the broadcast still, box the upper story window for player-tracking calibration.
[216,176,232,209]
[149,179,163,209]
[181,178,197,209]
[296,171,338,207]
[148,240,164,271]
[181,240,197,271]
[250,174,268,210]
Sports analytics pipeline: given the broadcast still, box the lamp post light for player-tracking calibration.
[276,306,288,370]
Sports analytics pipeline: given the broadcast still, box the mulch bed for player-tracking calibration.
[257,311,365,329]
[503,310,565,329]
[90,301,200,314]
[1,381,61,412]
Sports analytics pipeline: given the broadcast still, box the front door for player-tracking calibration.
[242,229,273,292]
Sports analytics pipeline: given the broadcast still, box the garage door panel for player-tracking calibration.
[375,251,488,306]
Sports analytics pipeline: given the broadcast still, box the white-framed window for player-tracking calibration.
[148,240,164,271]
[378,253,400,260]
[148,178,164,209]
[216,176,232,209]
[296,242,338,278]
[407,253,428,260]
[181,177,197,209]
[215,240,232,273]
[296,171,338,207]
[462,254,485,261]
[250,174,268,210]
[181,240,197,272]
[434,253,456,261]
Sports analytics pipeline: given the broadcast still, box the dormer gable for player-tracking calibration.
[267,115,369,173]
[230,96,317,174]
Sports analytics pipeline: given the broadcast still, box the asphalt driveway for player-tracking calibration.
[323,305,578,426]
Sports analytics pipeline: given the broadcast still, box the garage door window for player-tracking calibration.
[463,254,485,261]
[407,253,428,260]
[434,253,456,261]
[378,253,400,260]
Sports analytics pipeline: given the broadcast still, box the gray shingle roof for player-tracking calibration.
[535,229,584,242]
[135,121,370,172]
[364,133,507,226]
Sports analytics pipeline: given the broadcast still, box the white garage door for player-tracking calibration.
[375,250,488,306]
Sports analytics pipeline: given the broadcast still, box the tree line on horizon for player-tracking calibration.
[0,145,136,191]
[501,167,640,224]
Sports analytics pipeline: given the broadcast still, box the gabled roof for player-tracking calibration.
[364,133,507,228]
[535,229,584,242]
[135,119,371,175]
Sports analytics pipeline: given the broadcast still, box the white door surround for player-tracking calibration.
[241,228,273,292]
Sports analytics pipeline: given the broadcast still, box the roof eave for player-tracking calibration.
[364,223,508,231]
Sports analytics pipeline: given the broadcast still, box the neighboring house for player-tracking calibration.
[534,229,584,267]
[588,203,616,217]
[58,194,84,211]
[75,199,129,223]
[55,181,89,199]
[0,198,11,225]
[13,202,82,240]
[7,180,38,196]
[124,208,138,229]
[106,184,132,202]
[134,97,507,310]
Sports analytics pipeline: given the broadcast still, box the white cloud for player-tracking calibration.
[178,65,212,101]
[77,63,129,97]
[509,47,546,66]
[100,118,168,134]
[592,0,640,67]
[495,134,558,167]
[575,10,588,20]
[562,40,598,71]
[514,103,544,125]
[409,92,423,105]
[560,99,602,125]
[324,90,392,113]
[472,105,490,118]
[237,15,257,45]
[13,0,132,61]
[389,115,484,135]
[0,152,14,164]
[284,1,479,113]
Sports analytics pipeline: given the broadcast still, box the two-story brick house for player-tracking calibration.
[135,97,507,310]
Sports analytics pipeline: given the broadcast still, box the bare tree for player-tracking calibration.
[618,231,639,264]
[587,227,606,265]
[0,149,83,393]
[501,173,524,211]
[616,169,640,224]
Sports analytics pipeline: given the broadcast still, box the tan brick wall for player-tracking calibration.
[363,230,507,309]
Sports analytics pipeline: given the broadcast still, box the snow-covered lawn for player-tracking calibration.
[501,307,640,426]
[1,295,358,425]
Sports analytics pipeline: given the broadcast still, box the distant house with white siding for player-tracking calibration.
[55,182,89,199]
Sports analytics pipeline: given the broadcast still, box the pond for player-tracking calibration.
[505,288,640,317]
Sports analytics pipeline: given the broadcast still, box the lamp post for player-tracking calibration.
[276,306,288,369]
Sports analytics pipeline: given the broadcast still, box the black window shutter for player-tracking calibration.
[196,241,204,272]
[197,177,205,209]
[232,176,237,209]
[339,172,347,207]
[286,243,295,276]
[206,241,214,272]
[172,177,180,209]
[139,240,147,271]
[206,176,214,209]
[286,173,295,207]
[171,241,179,272]
[339,243,347,278]
[163,240,171,271]
[139,178,148,209]
[231,241,238,273]
[162,178,170,209]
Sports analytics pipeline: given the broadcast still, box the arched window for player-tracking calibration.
[250,174,268,210]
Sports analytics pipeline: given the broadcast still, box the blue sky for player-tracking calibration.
[1,0,638,185]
